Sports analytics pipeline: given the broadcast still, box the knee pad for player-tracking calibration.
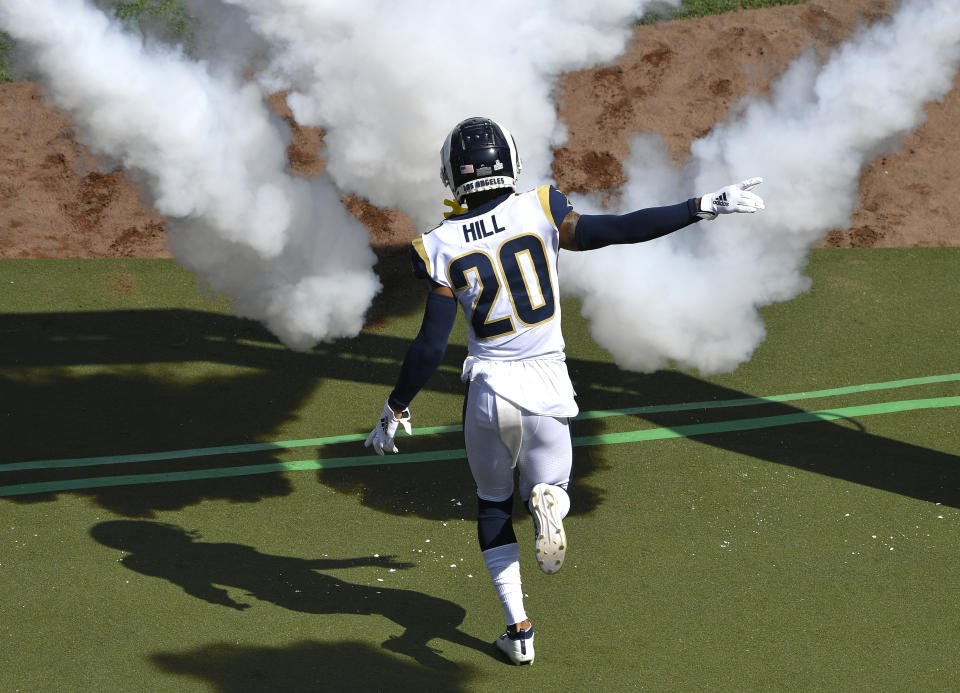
[477,496,517,552]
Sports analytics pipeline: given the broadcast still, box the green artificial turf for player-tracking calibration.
[0,249,958,691]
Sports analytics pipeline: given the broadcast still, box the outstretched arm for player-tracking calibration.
[306,555,416,571]
[558,178,764,251]
[181,582,251,611]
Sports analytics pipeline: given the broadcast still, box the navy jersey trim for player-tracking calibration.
[547,186,573,228]
[410,241,430,279]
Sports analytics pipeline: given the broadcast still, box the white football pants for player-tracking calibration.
[463,378,572,503]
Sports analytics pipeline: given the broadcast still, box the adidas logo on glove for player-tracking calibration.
[696,178,764,220]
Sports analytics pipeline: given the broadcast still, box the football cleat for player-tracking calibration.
[530,483,567,574]
[495,626,534,665]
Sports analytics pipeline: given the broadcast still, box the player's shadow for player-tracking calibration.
[152,640,474,693]
[90,520,493,671]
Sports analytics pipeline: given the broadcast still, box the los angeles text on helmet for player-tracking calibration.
[459,176,510,196]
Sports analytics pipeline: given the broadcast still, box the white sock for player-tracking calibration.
[482,543,526,626]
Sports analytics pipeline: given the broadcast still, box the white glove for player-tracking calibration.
[364,400,412,455]
[697,177,765,220]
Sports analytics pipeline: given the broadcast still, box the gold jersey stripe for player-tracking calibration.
[536,185,555,228]
[411,235,431,277]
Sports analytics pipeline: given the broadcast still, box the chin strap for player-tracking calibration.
[443,198,468,218]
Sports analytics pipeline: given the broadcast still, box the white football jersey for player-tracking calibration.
[412,186,577,416]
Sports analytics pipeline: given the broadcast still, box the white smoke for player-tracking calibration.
[213,0,671,229]
[563,0,960,373]
[0,0,675,349]
[3,0,955,367]
[0,0,380,349]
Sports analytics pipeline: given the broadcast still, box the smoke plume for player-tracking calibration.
[0,0,380,349]
[563,0,960,373]
[0,0,673,349]
[1,0,956,372]
[211,0,672,229]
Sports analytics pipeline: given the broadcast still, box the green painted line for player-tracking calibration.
[576,372,960,420]
[572,396,960,445]
[4,372,958,473]
[1,395,957,497]
[0,426,461,473]
[0,436,362,472]
[0,448,468,497]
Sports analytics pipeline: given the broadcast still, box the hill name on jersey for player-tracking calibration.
[462,215,508,242]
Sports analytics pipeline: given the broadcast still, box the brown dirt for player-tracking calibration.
[1,0,957,258]
[0,82,168,258]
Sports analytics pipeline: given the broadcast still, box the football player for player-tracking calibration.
[365,116,764,665]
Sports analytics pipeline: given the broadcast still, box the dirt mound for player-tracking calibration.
[0,82,168,258]
[1,0,957,258]
[554,0,959,248]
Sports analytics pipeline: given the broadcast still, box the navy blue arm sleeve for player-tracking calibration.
[575,198,701,251]
[387,290,458,411]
